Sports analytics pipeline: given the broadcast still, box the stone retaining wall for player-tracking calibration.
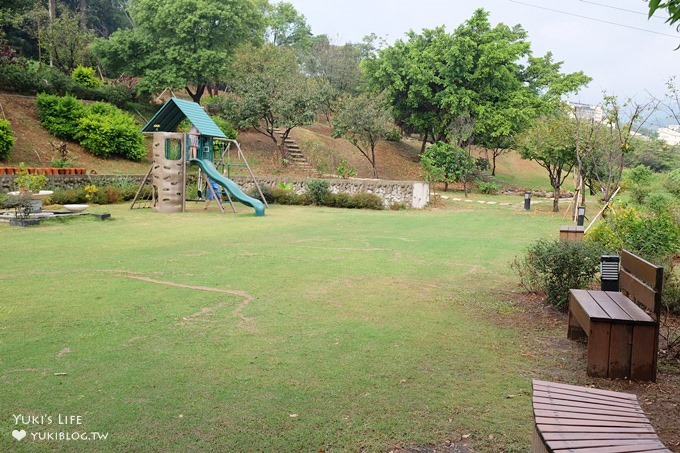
[1,174,430,209]
[232,176,429,209]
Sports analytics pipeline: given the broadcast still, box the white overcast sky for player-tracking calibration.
[285,0,679,127]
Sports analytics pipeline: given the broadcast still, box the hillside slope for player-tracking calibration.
[0,92,548,189]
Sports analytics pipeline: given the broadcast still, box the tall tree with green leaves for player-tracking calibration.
[222,44,318,157]
[332,92,394,178]
[93,0,264,103]
[264,1,311,48]
[515,113,578,212]
[364,9,590,160]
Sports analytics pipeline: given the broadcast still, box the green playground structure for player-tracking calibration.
[132,98,267,216]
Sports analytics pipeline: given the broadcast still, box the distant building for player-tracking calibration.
[657,125,680,146]
[567,102,604,123]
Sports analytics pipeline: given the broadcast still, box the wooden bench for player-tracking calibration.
[532,379,670,452]
[560,225,585,241]
[567,250,663,381]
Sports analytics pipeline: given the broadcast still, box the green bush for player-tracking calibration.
[210,116,237,140]
[71,65,101,88]
[48,188,87,205]
[645,192,674,216]
[665,168,680,197]
[36,92,86,140]
[0,119,15,160]
[476,180,499,195]
[350,193,384,210]
[305,179,330,205]
[75,107,146,161]
[516,239,602,310]
[587,206,680,264]
[0,63,41,93]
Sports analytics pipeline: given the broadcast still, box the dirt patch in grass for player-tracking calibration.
[501,291,680,451]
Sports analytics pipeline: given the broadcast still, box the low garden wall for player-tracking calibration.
[231,176,429,209]
[0,174,430,209]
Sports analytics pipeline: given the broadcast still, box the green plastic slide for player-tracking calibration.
[191,159,265,216]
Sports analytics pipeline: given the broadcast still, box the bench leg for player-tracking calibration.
[631,324,657,382]
[587,320,611,378]
[567,309,586,341]
[608,323,632,379]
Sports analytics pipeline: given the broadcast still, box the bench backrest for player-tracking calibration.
[619,249,664,321]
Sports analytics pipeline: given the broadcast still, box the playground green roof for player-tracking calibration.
[141,98,227,138]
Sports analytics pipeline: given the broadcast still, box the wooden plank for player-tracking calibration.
[620,270,659,316]
[542,432,661,441]
[588,319,612,377]
[560,443,670,452]
[621,250,663,290]
[532,380,638,401]
[536,424,655,434]
[533,386,642,406]
[630,324,657,382]
[532,395,643,413]
[533,397,644,414]
[533,426,550,453]
[590,291,634,321]
[547,438,666,449]
[609,323,633,378]
[534,409,649,428]
[570,289,610,321]
[608,292,655,324]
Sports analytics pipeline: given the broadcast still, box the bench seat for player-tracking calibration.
[532,379,670,452]
[567,250,663,381]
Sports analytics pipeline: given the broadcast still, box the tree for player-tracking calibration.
[43,10,94,72]
[364,9,590,159]
[300,35,370,122]
[421,142,476,196]
[93,0,264,103]
[264,1,311,48]
[223,44,318,158]
[581,96,657,202]
[332,92,394,179]
[515,113,577,212]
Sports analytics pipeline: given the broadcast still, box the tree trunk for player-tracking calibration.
[370,145,378,179]
[185,84,205,104]
[79,0,87,30]
[420,132,428,155]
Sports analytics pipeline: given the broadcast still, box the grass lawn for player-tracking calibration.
[1,199,570,451]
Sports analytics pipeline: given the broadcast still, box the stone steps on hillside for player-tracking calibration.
[273,128,316,173]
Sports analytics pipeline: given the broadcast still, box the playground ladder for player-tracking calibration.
[129,165,156,209]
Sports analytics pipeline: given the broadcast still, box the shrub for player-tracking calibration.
[75,108,146,160]
[350,193,384,210]
[516,239,602,310]
[48,188,87,204]
[476,180,499,195]
[336,159,357,178]
[665,168,680,197]
[475,157,490,172]
[645,192,674,216]
[305,179,330,205]
[0,119,15,160]
[71,65,101,88]
[36,92,86,140]
[210,116,237,140]
[0,63,41,93]
[587,206,680,264]
[329,192,353,208]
